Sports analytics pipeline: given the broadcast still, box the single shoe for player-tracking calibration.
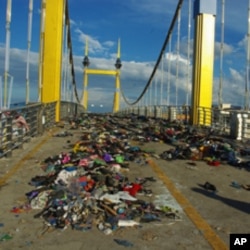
[203,181,217,192]
[231,181,241,189]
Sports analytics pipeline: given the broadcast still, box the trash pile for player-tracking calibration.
[14,113,250,237]
[21,114,180,235]
[157,122,250,171]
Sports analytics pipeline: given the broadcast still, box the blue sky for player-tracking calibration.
[0,0,249,112]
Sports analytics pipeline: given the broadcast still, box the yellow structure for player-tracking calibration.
[191,0,217,125]
[82,39,122,113]
[39,0,65,122]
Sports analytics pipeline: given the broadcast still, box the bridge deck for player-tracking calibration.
[0,115,249,250]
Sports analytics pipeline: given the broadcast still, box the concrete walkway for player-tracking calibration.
[0,122,249,250]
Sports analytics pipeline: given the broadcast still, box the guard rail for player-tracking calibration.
[0,101,85,157]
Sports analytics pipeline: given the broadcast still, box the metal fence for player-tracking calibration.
[0,101,85,158]
[1,102,249,158]
[118,105,250,140]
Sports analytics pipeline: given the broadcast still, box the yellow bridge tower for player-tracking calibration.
[39,0,122,118]
[38,0,216,121]
[82,39,122,113]
[38,0,65,122]
[191,0,217,125]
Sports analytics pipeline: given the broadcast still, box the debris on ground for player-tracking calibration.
[9,113,250,238]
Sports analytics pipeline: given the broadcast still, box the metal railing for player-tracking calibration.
[1,101,248,158]
[0,101,85,158]
[118,105,250,140]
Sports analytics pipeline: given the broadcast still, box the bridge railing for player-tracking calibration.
[60,101,85,120]
[118,105,250,140]
[0,101,85,158]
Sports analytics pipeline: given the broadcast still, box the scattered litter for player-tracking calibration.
[0,233,13,241]
[230,181,241,189]
[14,114,185,239]
[11,113,247,244]
[114,238,134,247]
[203,182,217,193]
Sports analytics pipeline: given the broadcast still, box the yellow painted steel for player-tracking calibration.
[191,14,215,125]
[81,68,120,112]
[113,71,120,113]
[85,69,117,75]
[113,39,121,113]
[82,39,121,113]
[39,0,65,122]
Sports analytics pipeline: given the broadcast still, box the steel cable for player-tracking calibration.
[65,0,80,104]
[120,0,184,106]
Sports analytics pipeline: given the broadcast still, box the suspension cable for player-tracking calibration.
[245,0,250,110]
[175,7,181,106]
[62,16,68,101]
[65,0,80,103]
[186,0,191,106]
[218,0,225,109]
[167,34,172,106]
[120,0,184,106]
[26,0,33,105]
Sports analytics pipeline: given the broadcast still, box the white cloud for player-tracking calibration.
[1,0,250,111]
[74,29,115,56]
[214,41,234,59]
[69,19,77,27]
[229,67,245,83]
[122,61,153,80]
[75,29,103,54]
[0,42,247,111]
[103,40,115,48]
[165,52,189,65]
[212,67,246,107]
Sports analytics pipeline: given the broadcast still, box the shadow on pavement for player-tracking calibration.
[191,186,250,215]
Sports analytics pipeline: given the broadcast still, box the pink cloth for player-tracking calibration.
[15,115,29,131]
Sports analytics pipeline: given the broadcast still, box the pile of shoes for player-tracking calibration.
[158,127,250,171]
[23,114,180,234]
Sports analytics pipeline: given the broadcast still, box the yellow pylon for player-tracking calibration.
[39,0,65,122]
[191,0,216,126]
[82,39,122,113]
